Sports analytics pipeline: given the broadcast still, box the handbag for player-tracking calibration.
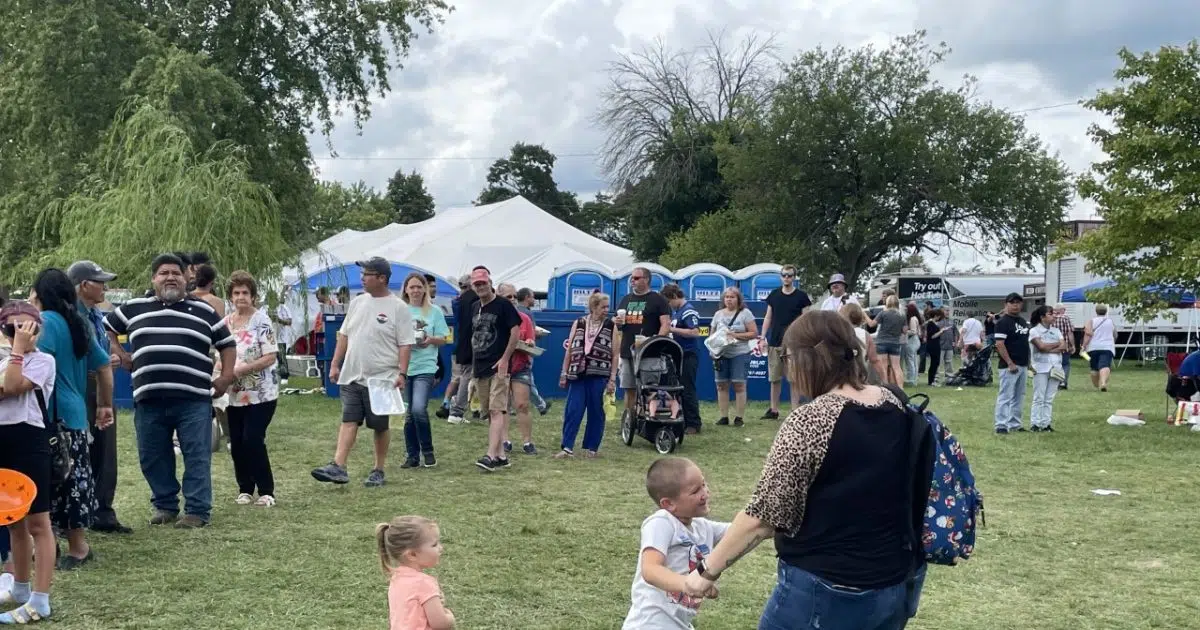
[33,387,73,485]
[1049,365,1067,382]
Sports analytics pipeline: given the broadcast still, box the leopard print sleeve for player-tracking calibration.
[744,393,849,536]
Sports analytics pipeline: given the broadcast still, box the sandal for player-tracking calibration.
[254,495,276,507]
[0,602,49,623]
[585,450,599,459]
[553,449,574,459]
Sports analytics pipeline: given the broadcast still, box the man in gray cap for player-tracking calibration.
[67,260,132,534]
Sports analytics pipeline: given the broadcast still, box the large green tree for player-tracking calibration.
[311,181,395,240]
[476,143,581,224]
[1056,41,1200,319]
[385,170,436,223]
[670,32,1072,290]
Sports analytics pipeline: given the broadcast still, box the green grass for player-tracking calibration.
[35,362,1200,629]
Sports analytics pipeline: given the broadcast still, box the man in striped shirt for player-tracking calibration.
[106,253,236,529]
[1052,304,1076,390]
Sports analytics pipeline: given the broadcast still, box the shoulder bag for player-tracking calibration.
[33,387,73,485]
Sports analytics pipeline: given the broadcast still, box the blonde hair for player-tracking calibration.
[588,292,610,313]
[376,515,436,572]
[722,286,745,311]
[885,295,899,310]
[1095,303,1108,316]
[400,272,431,309]
[839,302,866,327]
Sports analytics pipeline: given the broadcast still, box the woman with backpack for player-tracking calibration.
[710,287,758,427]
[679,309,936,630]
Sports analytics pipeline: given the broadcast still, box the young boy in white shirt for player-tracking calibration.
[623,457,726,629]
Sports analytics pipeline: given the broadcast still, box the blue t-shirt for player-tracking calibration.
[36,311,109,430]
[672,301,701,353]
[407,305,449,377]
[1179,350,1200,378]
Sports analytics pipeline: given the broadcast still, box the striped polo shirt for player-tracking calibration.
[104,296,235,403]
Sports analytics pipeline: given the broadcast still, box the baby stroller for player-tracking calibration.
[620,336,686,454]
[946,344,994,387]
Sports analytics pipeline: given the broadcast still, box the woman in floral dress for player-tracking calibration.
[222,271,280,507]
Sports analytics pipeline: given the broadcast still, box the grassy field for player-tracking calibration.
[33,362,1200,629]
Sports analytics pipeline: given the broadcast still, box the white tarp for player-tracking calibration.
[283,195,632,288]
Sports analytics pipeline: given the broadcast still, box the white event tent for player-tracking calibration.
[280,196,633,341]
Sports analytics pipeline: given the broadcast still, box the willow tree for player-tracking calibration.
[44,102,288,286]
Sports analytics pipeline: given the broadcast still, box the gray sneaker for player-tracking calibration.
[149,509,178,526]
[364,469,386,488]
[311,462,350,484]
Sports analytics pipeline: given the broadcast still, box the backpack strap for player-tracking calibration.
[882,384,933,576]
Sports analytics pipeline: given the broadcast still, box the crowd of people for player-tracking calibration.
[0,253,1165,628]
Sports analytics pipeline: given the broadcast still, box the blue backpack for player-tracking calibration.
[887,386,984,566]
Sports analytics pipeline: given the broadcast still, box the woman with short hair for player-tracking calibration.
[873,296,906,387]
[222,271,280,507]
[1082,304,1116,392]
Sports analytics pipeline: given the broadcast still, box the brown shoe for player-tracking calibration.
[174,515,209,529]
[149,509,178,525]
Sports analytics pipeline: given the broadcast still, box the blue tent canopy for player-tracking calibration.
[1061,279,1196,306]
[293,261,457,296]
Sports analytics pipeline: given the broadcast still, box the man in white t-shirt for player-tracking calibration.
[272,288,295,384]
[960,315,984,361]
[819,273,860,311]
[311,258,414,488]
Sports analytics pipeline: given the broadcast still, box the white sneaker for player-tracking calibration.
[281,378,289,386]
[174,446,182,456]
[447,415,464,425]
[235,493,253,505]
[0,572,12,594]
[254,495,276,507]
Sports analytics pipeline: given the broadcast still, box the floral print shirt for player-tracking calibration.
[224,309,280,406]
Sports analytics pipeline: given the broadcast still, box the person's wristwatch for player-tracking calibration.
[695,559,721,581]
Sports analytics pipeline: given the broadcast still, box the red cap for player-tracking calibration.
[0,301,42,326]
[470,268,491,285]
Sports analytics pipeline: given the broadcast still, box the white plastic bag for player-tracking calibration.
[1106,415,1145,426]
[704,328,734,358]
[367,377,407,416]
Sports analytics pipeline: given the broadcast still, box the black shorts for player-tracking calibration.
[0,422,53,516]
[340,382,389,432]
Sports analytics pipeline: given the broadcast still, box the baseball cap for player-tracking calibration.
[470,268,491,285]
[0,300,42,326]
[67,260,117,285]
[355,257,391,278]
[1005,292,1024,303]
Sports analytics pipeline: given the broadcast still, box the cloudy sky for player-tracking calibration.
[308,0,1200,271]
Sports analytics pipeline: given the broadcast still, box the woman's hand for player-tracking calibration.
[233,362,251,378]
[683,571,715,597]
[559,375,567,389]
[606,378,616,394]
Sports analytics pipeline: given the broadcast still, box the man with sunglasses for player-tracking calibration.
[760,265,811,419]
[67,260,132,535]
[614,268,671,415]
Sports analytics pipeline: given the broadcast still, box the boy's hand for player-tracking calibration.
[704,584,720,599]
[683,571,715,597]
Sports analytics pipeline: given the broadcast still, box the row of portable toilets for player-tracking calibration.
[546,262,784,312]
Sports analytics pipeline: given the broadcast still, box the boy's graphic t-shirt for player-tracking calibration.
[617,291,670,360]
[623,509,730,630]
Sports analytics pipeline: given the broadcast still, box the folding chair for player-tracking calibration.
[1165,352,1194,424]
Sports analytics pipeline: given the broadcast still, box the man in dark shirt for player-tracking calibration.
[447,269,484,424]
[993,293,1031,434]
[761,264,812,418]
[468,268,522,472]
[663,284,702,433]
[614,267,671,414]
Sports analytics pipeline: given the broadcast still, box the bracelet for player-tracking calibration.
[10,354,23,365]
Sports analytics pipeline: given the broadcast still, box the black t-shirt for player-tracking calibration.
[984,318,996,337]
[924,320,939,345]
[765,288,812,347]
[453,290,480,364]
[994,314,1031,368]
[776,402,931,589]
[616,291,670,359]
[470,295,522,378]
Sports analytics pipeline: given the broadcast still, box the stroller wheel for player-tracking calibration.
[654,427,676,454]
[621,410,635,446]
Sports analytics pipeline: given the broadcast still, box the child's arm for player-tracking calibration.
[640,548,690,594]
[422,597,455,629]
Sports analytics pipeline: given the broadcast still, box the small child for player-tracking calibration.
[623,457,727,630]
[648,389,680,420]
[377,516,455,630]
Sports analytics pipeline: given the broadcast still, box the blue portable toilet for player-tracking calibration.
[676,263,734,303]
[735,263,784,302]
[613,263,675,304]
[547,262,616,311]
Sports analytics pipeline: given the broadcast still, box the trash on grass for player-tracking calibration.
[1091,489,1122,496]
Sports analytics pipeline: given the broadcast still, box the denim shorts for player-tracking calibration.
[714,353,749,383]
[510,368,533,387]
[1089,350,1114,371]
[876,341,903,356]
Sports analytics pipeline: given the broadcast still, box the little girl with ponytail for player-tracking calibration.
[376,515,455,629]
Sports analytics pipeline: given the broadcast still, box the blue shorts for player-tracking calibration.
[510,368,534,387]
[876,341,902,356]
[714,353,749,383]
[1089,350,1114,371]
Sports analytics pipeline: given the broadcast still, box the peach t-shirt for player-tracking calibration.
[388,565,442,630]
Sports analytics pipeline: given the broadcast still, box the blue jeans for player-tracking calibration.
[994,366,1028,430]
[1030,372,1059,429]
[403,374,436,459]
[561,376,607,452]
[0,527,9,563]
[1060,353,1071,387]
[133,398,213,520]
[758,561,925,630]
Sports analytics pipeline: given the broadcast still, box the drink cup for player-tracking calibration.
[616,308,627,324]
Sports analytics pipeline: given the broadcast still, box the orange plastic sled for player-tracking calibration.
[0,468,37,525]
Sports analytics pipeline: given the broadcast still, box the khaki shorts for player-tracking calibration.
[767,346,789,383]
[474,374,511,413]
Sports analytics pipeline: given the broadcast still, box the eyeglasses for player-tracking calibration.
[781,273,794,278]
